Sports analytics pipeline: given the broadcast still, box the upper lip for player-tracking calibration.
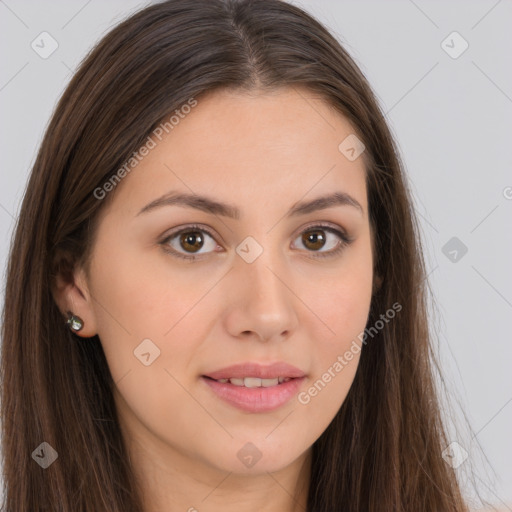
[203,362,306,380]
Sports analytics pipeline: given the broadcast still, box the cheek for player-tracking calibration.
[304,234,374,346]
[87,234,212,396]
[90,234,211,339]
[294,290,368,442]
[296,237,373,413]
[88,242,210,453]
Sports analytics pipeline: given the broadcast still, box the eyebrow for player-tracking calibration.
[136,190,363,219]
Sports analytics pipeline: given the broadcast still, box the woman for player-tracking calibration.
[1,0,469,510]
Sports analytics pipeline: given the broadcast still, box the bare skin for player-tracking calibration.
[53,87,374,512]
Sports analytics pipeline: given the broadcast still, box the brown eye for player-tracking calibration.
[162,225,219,260]
[292,225,350,258]
[301,229,327,251]
[179,231,204,253]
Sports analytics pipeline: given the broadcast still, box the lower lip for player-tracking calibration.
[201,376,306,413]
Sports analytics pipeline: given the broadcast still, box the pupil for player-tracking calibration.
[304,230,325,250]
[181,231,203,252]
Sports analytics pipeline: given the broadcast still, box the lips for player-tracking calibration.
[201,362,307,412]
[203,361,306,381]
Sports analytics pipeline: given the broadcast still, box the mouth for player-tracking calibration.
[202,375,295,387]
[202,361,306,381]
[201,361,307,412]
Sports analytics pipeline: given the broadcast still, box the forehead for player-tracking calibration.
[101,87,368,218]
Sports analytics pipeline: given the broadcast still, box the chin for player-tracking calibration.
[205,440,307,476]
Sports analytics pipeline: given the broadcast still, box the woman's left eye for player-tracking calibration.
[160,223,352,261]
[291,226,351,258]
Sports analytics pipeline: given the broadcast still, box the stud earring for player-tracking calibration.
[66,311,84,332]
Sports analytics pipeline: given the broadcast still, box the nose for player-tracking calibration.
[223,246,299,343]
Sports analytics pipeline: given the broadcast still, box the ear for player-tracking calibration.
[50,252,98,338]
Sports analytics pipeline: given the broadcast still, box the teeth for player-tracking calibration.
[216,376,292,387]
[245,377,266,388]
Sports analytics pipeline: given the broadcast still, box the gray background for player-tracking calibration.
[0,0,510,509]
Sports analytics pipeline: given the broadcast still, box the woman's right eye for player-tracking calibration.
[160,225,219,261]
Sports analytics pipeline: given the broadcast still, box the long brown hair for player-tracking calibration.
[1,0,468,510]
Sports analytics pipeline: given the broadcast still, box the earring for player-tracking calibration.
[66,311,84,332]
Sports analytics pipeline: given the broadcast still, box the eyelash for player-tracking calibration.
[160,223,353,261]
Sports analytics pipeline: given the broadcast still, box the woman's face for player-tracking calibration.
[68,88,373,480]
